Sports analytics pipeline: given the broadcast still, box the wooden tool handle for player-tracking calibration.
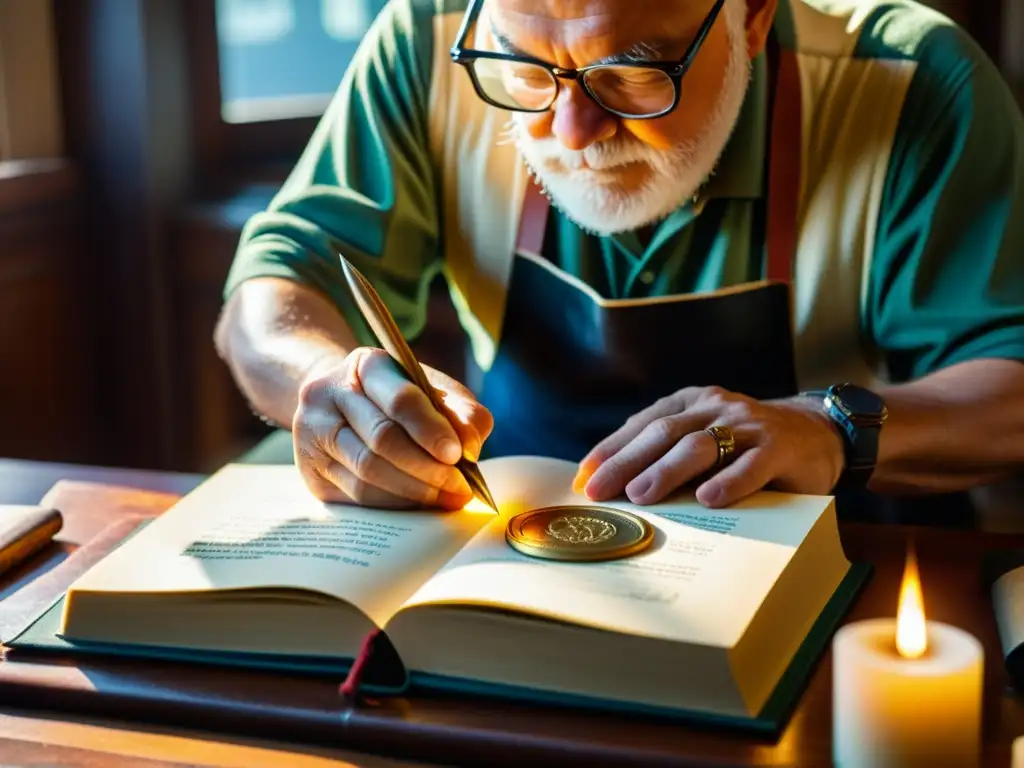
[0,506,63,576]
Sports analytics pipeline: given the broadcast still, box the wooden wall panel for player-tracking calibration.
[171,204,273,472]
[925,0,971,25]
[52,0,196,472]
[1003,0,1024,104]
[0,166,101,463]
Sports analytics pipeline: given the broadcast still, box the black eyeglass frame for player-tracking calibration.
[449,0,727,120]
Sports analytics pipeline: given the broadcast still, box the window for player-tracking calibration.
[214,0,388,124]
[0,1,63,161]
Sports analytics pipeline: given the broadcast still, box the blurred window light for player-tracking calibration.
[216,0,295,46]
[214,0,385,123]
[322,0,371,41]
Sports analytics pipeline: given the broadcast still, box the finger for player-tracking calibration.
[337,386,472,498]
[355,351,464,465]
[293,438,399,507]
[298,461,354,505]
[582,412,709,501]
[333,425,472,510]
[696,447,775,509]
[426,368,494,462]
[575,398,700,491]
[318,460,422,509]
[295,429,413,507]
[622,428,725,505]
[294,437,347,501]
[293,406,346,494]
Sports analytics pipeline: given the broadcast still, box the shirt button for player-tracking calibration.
[639,270,655,285]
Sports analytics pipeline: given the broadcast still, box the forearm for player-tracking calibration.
[215,277,359,428]
[870,358,1024,494]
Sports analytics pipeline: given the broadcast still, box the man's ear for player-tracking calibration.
[745,0,779,58]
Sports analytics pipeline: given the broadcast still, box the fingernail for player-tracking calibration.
[698,484,721,507]
[439,438,462,464]
[626,478,652,503]
[463,440,480,463]
[583,477,606,501]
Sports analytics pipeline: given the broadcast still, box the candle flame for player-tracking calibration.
[895,544,928,658]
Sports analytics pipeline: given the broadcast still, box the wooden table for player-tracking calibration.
[0,458,206,503]
[2,459,1024,767]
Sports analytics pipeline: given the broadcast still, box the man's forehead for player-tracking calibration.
[489,0,694,40]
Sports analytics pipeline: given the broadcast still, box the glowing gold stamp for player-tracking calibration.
[505,505,654,562]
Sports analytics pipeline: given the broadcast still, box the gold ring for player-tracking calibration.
[705,425,736,467]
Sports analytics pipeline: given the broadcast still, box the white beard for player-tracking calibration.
[511,0,752,236]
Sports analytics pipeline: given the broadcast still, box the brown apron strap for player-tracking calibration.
[765,45,804,284]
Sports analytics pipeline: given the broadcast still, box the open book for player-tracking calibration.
[7,456,868,732]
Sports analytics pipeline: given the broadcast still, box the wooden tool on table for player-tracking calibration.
[0,506,62,576]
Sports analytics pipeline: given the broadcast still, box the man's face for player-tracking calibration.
[487,0,761,235]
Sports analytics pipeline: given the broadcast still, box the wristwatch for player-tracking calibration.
[802,383,888,492]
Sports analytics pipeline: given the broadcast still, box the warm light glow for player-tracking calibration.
[462,496,497,515]
[895,544,928,658]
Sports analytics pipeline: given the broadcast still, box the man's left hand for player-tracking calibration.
[574,386,847,508]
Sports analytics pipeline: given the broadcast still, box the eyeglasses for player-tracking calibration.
[449,0,726,120]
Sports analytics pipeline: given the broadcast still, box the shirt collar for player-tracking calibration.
[697,49,769,204]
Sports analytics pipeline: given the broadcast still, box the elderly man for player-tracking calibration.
[216,0,1024,516]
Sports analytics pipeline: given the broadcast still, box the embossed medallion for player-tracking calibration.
[545,515,617,545]
[505,505,654,562]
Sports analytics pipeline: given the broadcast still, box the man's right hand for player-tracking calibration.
[292,347,493,510]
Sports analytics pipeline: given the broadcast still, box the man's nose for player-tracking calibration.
[551,82,617,150]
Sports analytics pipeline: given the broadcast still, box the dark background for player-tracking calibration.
[1,0,1021,475]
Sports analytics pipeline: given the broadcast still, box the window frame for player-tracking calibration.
[0,55,9,160]
[0,0,64,163]
[183,0,326,180]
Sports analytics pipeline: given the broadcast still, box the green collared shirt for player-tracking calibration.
[224,0,1024,383]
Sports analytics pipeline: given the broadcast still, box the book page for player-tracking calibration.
[402,456,838,647]
[67,465,494,627]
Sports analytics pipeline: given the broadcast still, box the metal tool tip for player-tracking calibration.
[478,487,499,513]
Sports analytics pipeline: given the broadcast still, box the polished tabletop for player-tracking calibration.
[0,458,205,504]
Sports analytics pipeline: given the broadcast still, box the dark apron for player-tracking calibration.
[477,45,805,464]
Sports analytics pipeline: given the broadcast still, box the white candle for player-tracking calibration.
[1013,735,1024,768]
[832,548,984,767]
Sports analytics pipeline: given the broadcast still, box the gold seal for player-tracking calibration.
[505,505,655,562]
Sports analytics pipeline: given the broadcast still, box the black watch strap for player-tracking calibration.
[833,426,880,492]
[802,385,886,493]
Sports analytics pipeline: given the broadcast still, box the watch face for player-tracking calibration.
[832,384,887,420]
